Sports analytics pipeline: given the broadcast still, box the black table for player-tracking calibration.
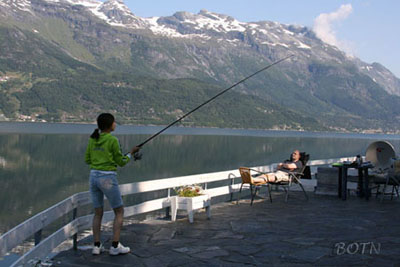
[332,162,374,200]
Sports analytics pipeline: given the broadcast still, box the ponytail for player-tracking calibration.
[90,113,115,140]
[90,128,100,140]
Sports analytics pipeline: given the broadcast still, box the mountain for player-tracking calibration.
[0,0,400,133]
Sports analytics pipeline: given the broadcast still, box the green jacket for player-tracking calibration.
[85,132,130,171]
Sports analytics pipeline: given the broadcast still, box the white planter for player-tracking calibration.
[170,194,211,223]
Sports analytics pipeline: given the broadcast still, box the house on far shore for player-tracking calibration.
[0,76,9,82]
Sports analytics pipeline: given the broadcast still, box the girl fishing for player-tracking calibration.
[85,113,140,256]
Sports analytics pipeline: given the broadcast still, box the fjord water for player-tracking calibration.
[1,122,400,234]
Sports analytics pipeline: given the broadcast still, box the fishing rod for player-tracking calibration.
[133,54,294,160]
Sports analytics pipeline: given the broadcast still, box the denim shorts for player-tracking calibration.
[89,170,123,209]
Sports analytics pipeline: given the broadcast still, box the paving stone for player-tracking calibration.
[246,235,285,246]
[283,237,325,246]
[182,259,233,267]
[151,228,176,241]
[365,256,398,267]
[211,230,244,239]
[121,233,150,244]
[175,229,210,239]
[173,245,220,255]
[252,252,283,264]
[223,244,262,256]
[230,221,266,233]
[285,246,332,263]
[125,223,160,234]
[189,222,229,231]
[130,246,164,258]
[220,252,259,265]
[165,255,195,267]
[376,236,400,244]
[152,238,198,247]
[91,253,145,266]
[142,257,167,267]
[261,241,300,253]
[317,254,371,266]
[150,251,189,266]
[219,260,259,267]
[191,247,230,259]
[377,246,400,257]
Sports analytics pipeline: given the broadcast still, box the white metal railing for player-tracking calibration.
[0,156,354,266]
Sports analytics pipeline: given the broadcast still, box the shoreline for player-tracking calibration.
[1,121,400,139]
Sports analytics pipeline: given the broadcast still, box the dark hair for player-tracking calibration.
[90,113,115,139]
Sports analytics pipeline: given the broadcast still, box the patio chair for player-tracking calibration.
[373,159,400,202]
[237,167,270,205]
[267,152,310,202]
[365,141,399,201]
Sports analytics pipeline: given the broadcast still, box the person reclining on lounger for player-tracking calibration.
[253,150,303,183]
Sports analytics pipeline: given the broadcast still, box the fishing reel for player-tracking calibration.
[133,152,142,161]
[126,151,142,161]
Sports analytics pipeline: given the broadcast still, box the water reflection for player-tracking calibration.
[1,132,400,233]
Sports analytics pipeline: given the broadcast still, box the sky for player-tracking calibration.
[122,0,400,78]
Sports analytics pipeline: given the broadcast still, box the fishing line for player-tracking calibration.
[134,54,294,160]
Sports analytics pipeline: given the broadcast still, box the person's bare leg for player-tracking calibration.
[112,206,124,242]
[265,173,277,182]
[93,207,104,243]
[253,173,276,183]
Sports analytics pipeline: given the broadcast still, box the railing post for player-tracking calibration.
[229,174,235,201]
[73,207,77,250]
[165,188,171,218]
[34,229,42,246]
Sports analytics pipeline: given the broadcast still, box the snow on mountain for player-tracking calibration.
[0,0,312,47]
[96,0,148,28]
[0,0,33,13]
[142,8,316,54]
[143,10,249,39]
[357,61,400,96]
[144,17,195,38]
[187,9,246,33]
[5,0,147,28]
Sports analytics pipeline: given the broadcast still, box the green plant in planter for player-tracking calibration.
[175,185,203,197]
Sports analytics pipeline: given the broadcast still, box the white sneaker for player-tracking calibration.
[109,243,130,256]
[92,244,104,255]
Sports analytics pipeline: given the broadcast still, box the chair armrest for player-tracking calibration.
[249,168,269,175]
[288,171,304,177]
[288,172,304,183]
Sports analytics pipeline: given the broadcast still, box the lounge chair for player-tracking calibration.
[237,152,310,204]
[266,152,310,202]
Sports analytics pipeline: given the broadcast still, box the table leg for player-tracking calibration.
[358,168,365,197]
[342,167,348,200]
[338,167,342,198]
[364,168,370,200]
[206,205,211,220]
[358,168,364,197]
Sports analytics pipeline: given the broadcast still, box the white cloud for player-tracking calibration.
[313,4,354,55]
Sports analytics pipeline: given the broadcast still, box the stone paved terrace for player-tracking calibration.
[53,192,400,266]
